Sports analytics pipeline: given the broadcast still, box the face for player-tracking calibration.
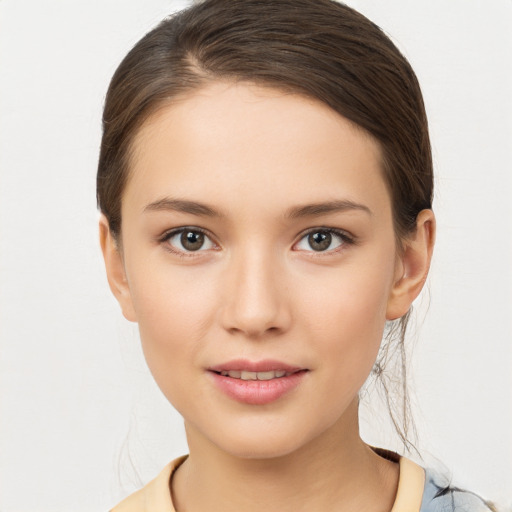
[108,82,415,459]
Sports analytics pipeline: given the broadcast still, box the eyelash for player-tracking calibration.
[158,226,356,257]
[159,227,218,258]
[294,227,356,255]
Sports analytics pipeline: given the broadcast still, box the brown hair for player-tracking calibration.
[97,0,433,451]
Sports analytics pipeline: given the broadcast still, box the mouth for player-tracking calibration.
[215,369,297,380]
[208,360,308,405]
[208,359,306,378]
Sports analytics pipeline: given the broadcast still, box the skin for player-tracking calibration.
[101,81,435,512]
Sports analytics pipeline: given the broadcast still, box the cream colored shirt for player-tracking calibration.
[111,455,426,512]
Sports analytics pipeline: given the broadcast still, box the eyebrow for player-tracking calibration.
[143,198,222,217]
[286,200,372,218]
[143,197,371,218]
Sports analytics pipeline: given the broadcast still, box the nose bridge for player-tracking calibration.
[221,240,289,337]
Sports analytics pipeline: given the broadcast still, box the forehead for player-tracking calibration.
[125,81,390,217]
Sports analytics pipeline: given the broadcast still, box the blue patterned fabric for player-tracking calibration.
[420,468,496,511]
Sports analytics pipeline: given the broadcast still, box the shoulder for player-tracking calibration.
[420,468,497,512]
[110,455,187,512]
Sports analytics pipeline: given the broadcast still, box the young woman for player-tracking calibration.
[97,1,496,510]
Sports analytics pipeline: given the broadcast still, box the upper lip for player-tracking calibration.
[208,359,304,373]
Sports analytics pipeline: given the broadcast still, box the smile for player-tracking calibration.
[218,370,292,380]
[208,360,308,405]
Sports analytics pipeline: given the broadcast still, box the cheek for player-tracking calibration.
[126,259,219,392]
[299,260,394,379]
[303,259,392,331]
[129,250,220,327]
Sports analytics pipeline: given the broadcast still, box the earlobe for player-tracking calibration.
[99,215,138,322]
[386,209,436,320]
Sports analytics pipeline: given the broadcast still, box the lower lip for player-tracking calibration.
[209,371,307,405]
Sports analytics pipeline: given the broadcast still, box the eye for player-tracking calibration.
[162,228,216,253]
[294,229,351,253]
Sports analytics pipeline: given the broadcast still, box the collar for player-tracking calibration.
[111,453,425,512]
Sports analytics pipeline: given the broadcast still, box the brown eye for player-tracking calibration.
[308,232,332,251]
[181,230,205,251]
[295,229,349,253]
[164,228,215,253]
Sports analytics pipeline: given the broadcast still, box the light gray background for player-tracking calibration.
[1,1,511,510]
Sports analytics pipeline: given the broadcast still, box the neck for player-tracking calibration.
[172,400,399,512]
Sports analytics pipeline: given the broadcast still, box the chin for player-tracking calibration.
[216,435,306,460]
[199,417,333,461]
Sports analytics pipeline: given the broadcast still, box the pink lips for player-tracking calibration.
[208,359,308,405]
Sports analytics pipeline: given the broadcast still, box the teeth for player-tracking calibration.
[220,370,291,380]
[255,371,275,381]
[241,371,258,380]
[221,370,241,378]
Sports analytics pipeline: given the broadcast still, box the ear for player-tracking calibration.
[386,209,436,320]
[99,215,138,322]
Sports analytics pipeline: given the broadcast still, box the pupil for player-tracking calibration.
[309,232,331,251]
[181,231,204,251]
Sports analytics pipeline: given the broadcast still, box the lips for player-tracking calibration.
[208,359,308,405]
[219,370,290,380]
[209,359,303,374]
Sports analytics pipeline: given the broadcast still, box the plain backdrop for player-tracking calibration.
[1,1,511,510]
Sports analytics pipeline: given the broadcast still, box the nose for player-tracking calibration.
[220,248,292,338]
